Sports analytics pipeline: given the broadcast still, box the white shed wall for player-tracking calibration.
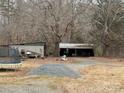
[10,45,44,57]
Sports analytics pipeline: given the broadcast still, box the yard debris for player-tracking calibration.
[61,55,68,61]
[28,64,80,78]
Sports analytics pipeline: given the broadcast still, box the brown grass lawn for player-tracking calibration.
[55,58,124,93]
[14,63,124,93]
[0,57,123,93]
[50,57,124,93]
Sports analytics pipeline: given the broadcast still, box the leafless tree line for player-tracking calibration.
[91,0,124,57]
[0,0,123,57]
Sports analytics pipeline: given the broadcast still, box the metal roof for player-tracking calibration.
[59,43,94,49]
[0,41,45,46]
[12,42,45,46]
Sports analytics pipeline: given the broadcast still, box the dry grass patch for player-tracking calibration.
[52,64,124,93]
[0,64,123,93]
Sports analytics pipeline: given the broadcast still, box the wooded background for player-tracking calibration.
[0,0,123,57]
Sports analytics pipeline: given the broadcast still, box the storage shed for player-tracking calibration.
[59,43,94,57]
[10,42,45,58]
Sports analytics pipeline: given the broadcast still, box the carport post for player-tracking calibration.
[75,49,77,56]
[66,48,69,56]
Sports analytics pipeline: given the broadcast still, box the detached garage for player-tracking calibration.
[59,43,94,57]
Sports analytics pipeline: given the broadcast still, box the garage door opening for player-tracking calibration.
[60,48,94,57]
[59,43,94,57]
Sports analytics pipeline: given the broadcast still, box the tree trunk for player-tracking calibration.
[102,44,109,56]
[54,41,60,57]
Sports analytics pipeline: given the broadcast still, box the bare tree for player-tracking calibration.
[23,0,93,56]
[91,0,124,56]
[0,0,97,57]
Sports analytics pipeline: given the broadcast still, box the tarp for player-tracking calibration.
[0,48,21,64]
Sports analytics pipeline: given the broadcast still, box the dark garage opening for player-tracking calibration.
[60,48,94,57]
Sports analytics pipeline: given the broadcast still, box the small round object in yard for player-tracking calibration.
[61,55,67,61]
